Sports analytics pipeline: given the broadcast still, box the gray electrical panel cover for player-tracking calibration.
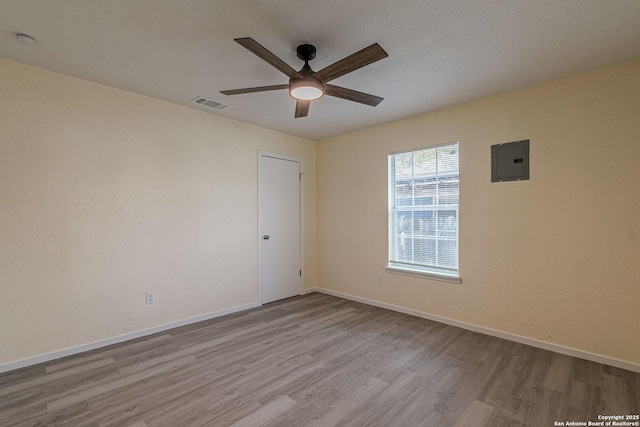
[491,140,530,182]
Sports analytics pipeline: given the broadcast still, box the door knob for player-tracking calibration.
[263,235,270,240]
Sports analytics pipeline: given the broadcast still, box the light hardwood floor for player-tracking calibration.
[1,293,639,426]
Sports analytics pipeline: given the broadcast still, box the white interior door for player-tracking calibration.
[259,153,303,304]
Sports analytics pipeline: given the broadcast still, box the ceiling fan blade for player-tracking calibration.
[325,85,384,106]
[314,43,388,83]
[234,38,303,79]
[220,84,288,96]
[295,100,310,118]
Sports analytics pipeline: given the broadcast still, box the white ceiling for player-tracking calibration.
[1,0,639,141]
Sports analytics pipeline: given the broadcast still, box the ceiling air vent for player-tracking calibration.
[191,96,229,111]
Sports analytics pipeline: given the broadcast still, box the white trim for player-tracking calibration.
[385,265,462,284]
[389,140,461,156]
[0,302,259,374]
[258,150,305,166]
[310,288,640,374]
[257,151,304,305]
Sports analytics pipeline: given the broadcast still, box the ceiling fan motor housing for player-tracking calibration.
[296,44,317,62]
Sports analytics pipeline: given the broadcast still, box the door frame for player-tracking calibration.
[257,150,304,304]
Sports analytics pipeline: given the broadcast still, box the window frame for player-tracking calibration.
[386,142,461,284]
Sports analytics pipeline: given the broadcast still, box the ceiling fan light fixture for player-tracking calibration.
[289,78,324,101]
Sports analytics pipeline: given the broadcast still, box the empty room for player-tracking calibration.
[1,1,639,426]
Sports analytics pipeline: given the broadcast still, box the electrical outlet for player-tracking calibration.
[146,291,155,304]
[377,275,383,285]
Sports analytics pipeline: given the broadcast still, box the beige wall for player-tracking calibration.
[317,60,640,365]
[2,57,639,369]
[0,59,316,366]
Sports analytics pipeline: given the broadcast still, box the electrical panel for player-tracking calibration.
[491,140,530,182]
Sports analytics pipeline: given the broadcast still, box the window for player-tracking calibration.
[387,142,460,282]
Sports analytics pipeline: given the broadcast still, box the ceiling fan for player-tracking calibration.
[221,38,388,118]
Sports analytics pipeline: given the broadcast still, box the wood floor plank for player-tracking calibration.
[337,369,434,426]
[84,364,222,427]
[1,293,639,426]
[305,377,389,427]
[229,395,297,427]
[452,399,496,427]
[45,353,117,374]
[46,355,197,412]
[572,357,603,386]
[543,353,573,392]
[601,372,634,413]
[566,378,602,422]
[0,357,115,398]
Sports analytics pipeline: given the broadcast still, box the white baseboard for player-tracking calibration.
[4,290,638,375]
[0,302,260,374]
[312,288,640,373]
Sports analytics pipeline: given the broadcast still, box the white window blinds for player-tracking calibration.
[389,143,459,275]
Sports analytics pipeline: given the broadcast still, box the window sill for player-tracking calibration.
[385,266,462,284]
